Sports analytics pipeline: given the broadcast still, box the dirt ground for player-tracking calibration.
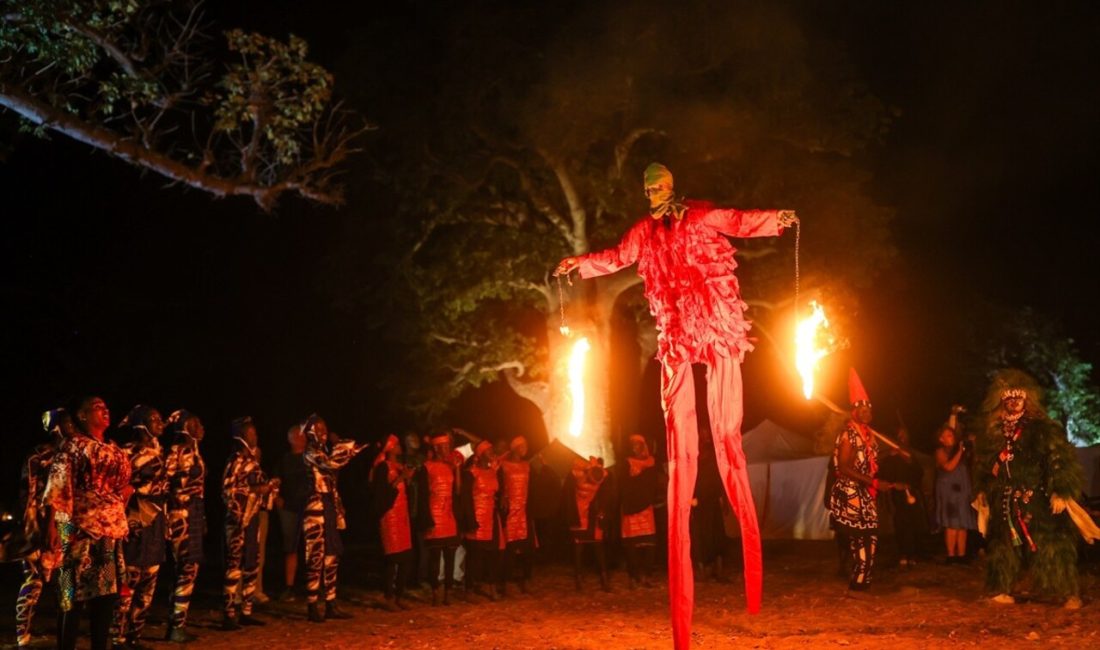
[4,540,1099,649]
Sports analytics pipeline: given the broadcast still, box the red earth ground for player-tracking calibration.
[4,540,1098,649]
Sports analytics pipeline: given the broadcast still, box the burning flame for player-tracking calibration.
[567,337,591,437]
[795,301,831,399]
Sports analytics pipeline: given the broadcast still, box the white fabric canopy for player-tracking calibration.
[730,420,833,540]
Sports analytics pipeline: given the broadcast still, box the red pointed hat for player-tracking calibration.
[849,367,871,408]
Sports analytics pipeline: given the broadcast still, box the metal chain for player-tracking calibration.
[556,273,569,334]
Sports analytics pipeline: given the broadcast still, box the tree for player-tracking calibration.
[0,0,367,210]
[979,306,1100,445]
[340,1,897,457]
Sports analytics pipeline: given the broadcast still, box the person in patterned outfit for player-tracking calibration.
[44,396,131,650]
[828,370,901,595]
[301,414,368,623]
[221,416,279,629]
[415,432,463,606]
[620,435,662,589]
[163,409,207,643]
[371,434,415,611]
[975,370,1094,609]
[498,436,535,597]
[111,405,169,650]
[461,440,502,600]
[13,409,71,648]
[563,456,613,592]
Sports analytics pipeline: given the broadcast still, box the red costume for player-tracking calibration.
[576,195,788,647]
[621,455,658,540]
[501,459,532,544]
[422,460,459,541]
[465,464,501,545]
[379,459,412,555]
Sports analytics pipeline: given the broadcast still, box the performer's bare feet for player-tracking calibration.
[1064,596,1082,610]
[991,593,1015,604]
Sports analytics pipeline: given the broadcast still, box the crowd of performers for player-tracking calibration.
[9,397,673,649]
[368,431,666,608]
[11,399,367,649]
[827,368,1100,606]
[9,366,1100,648]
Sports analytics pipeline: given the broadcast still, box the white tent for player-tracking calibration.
[738,420,833,540]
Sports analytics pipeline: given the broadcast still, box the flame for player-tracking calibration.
[795,301,831,399]
[567,337,591,437]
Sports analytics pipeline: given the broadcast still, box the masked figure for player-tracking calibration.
[556,162,797,648]
[975,370,1100,609]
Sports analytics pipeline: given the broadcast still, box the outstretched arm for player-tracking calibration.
[703,208,797,238]
[554,220,646,279]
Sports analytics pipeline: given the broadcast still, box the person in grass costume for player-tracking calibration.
[975,369,1099,609]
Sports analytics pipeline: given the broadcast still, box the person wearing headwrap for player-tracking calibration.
[162,409,207,643]
[415,431,464,606]
[221,417,279,629]
[370,434,415,611]
[44,396,131,650]
[620,435,662,589]
[555,162,797,648]
[300,414,368,622]
[461,439,503,600]
[498,435,536,596]
[829,370,901,595]
[111,405,169,649]
[974,370,1098,609]
[13,409,71,648]
[563,456,613,592]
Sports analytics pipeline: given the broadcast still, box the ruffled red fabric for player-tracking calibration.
[579,201,782,367]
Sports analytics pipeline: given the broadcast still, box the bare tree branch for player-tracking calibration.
[0,83,363,209]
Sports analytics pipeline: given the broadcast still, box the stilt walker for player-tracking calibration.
[556,162,797,648]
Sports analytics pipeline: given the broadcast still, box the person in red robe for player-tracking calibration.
[498,436,535,596]
[620,435,662,589]
[461,440,502,600]
[556,162,797,648]
[371,434,415,611]
[416,432,463,606]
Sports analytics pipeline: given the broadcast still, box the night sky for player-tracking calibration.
[2,1,1098,503]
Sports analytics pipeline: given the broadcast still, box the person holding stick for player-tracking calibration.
[828,370,902,595]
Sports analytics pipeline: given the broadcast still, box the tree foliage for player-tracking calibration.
[0,0,368,209]
[980,307,1100,445]
[340,1,898,423]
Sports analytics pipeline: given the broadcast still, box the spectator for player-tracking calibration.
[274,423,309,602]
[934,405,977,564]
[878,426,928,566]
